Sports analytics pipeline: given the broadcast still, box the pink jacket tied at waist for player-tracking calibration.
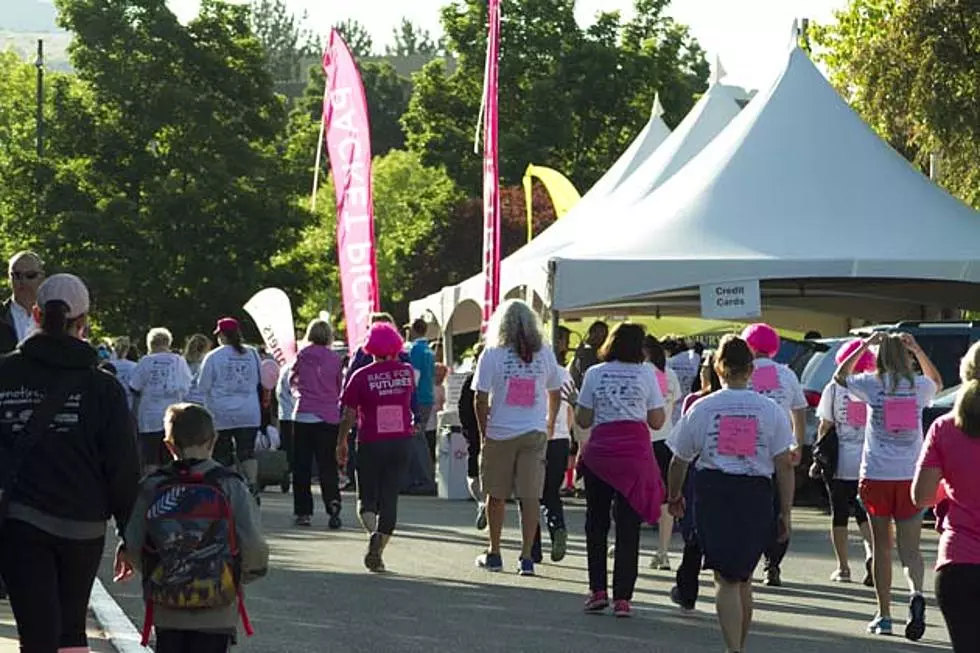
[580,420,665,524]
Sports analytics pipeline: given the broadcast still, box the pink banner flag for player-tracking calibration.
[323,29,380,350]
[480,0,502,332]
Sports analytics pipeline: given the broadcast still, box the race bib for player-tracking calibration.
[751,366,780,393]
[884,397,918,433]
[845,400,867,428]
[505,377,536,407]
[376,405,405,434]
[656,370,669,397]
[718,416,759,457]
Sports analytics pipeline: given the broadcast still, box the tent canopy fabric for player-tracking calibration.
[550,46,980,318]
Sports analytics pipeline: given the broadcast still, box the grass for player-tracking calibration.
[561,315,807,342]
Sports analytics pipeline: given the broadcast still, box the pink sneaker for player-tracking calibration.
[584,590,609,613]
[613,599,632,618]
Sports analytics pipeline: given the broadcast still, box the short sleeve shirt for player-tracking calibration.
[577,361,665,426]
[198,345,262,430]
[649,365,682,442]
[129,352,193,434]
[816,382,868,481]
[342,359,416,443]
[748,358,806,415]
[474,345,562,440]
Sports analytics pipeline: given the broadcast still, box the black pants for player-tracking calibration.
[279,419,294,469]
[156,629,232,653]
[827,478,868,527]
[214,427,256,467]
[292,421,340,517]
[346,428,358,488]
[0,520,104,653]
[675,539,704,608]
[764,475,789,571]
[532,439,570,553]
[936,563,980,653]
[358,437,411,534]
[583,465,642,601]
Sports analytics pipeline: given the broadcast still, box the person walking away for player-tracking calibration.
[835,332,941,639]
[667,335,795,652]
[183,334,212,405]
[130,328,193,475]
[289,319,344,529]
[913,341,980,653]
[741,323,806,586]
[670,351,722,612]
[276,357,296,490]
[0,273,140,651]
[814,339,875,585]
[0,251,45,352]
[112,336,138,409]
[199,318,263,492]
[563,324,666,617]
[406,318,437,494]
[645,335,683,571]
[123,403,268,653]
[425,361,448,460]
[667,339,701,419]
[473,300,562,577]
[336,323,416,572]
[569,321,607,391]
[459,344,488,530]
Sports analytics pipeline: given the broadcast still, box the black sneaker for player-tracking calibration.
[764,566,782,587]
[295,515,312,527]
[669,586,695,612]
[863,557,874,587]
[550,527,567,563]
[364,533,385,572]
[905,594,926,642]
[327,500,342,530]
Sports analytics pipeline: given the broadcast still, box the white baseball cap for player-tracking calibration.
[37,273,91,319]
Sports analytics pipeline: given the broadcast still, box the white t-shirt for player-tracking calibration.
[552,368,573,441]
[649,364,682,442]
[577,361,665,427]
[129,352,193,434]
[199,344,262,430]
[816,382,867,481]
[668,388,795,478]
[10,301,34,343]
[748,358,807,415]
[276,360,296,422]
[184,359,206,405]
[668,350,701,423]
[474,345,562,441]
[846,373,937,481]
[113,358,138,409]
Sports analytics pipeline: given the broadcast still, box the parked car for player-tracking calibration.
[923,383,959,433]
[850,321,980,389]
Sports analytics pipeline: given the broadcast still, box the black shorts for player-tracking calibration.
[139,431,167,467]
[826,479,868,528]
[653,440,672,502]
[214,427,257,467]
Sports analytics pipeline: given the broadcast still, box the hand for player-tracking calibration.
[777,512,792,543]
[560,381,578,407]
[789,446,802,467]
[113,546,135,583]
[900,333,921,353]
[336,443,349,468]
[667,496,686,519]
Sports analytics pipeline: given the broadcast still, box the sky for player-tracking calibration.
[168,0,850,89]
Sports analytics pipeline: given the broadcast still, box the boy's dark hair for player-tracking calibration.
[164,403,217,450]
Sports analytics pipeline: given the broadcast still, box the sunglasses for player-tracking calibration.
[10,271,41,281]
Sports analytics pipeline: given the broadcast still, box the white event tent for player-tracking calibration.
[547,46,980,330]
[410,67,749,336]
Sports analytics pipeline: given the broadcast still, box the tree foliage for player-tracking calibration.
[813,0,980,207]
[249,0,320,82]
[333,19,374,58]
[385,18,443,57]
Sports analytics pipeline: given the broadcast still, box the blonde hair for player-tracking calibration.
[146,327,173,352]
[112,336,131,358]
[485,299,543,363]
[876,335,915,393]
[953,341,980,438]
[305,319,332,346]
[183,333,211,364]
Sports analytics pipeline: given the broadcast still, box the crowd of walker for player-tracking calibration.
[0,252,977,652]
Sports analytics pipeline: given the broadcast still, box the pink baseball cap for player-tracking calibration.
[364,322,404,358]
[214,317,240,335]
[835,338,877,373]
[741,323,780,357]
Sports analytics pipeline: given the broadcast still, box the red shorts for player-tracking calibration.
[859,479,921,521]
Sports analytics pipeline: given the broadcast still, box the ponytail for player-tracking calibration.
[227,329,245,355]
[953,379,980,438]
[40,300,73,335]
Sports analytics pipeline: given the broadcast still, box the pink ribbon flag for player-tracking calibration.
[480,0,502,332]
[322,29,380,350]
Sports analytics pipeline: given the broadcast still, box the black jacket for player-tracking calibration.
[0,298,19,355]
[458,372,478,437]
[0,333,140,532]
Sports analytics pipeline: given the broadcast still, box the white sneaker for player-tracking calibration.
[650,552,671,570]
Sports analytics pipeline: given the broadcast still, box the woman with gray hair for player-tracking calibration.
[290,319,345,528]
[473,300,562,577]
[129,327,193,473]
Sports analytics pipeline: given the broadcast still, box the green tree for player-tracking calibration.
[813,0,980,207]
[334,19,374,58]
[249,0,320,83]
[385,18,442,57]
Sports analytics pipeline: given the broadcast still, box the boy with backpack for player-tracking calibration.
[123,402,269,652]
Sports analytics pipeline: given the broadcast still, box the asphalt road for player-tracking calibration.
[96,491,952,652]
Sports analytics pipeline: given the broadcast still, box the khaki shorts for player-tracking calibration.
[480,431,547,501]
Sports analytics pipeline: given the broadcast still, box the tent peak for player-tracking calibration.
[709,55,728,85]
[650,92,664,120]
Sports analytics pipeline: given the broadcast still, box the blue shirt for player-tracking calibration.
[409,339,436,406]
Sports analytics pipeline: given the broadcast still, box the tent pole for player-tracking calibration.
[550,308,560,354]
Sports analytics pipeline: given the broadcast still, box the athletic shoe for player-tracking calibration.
[364,532,385,572]
[613,599,632,618]
[607,544,616,558]
[475,503,488,531]
[476,551,503,572]
[294,515,312,527]
[867,615,893,636]
[862,558,874,587]
[517,557,535,577]
[669,586,695,612]
[764,566,782,587]
[327,500,342,530]
[650,552,671,571]
[551,527,568,563]
[583,590,609,613]
[905,594,926,642]
[830,568,851,583]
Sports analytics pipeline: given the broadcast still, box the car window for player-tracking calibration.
[912,335,970,389]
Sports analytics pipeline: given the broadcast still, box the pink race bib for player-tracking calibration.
[845,400,867,428]
[884,397,918,433]
[751,365,780,393]
[718,416,759,457]
[505,377,536,407]
[376,405,405,434]
[656,370,669,397]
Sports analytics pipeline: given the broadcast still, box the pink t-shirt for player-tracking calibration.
[342,359,416,443]
[918,414,980,569]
